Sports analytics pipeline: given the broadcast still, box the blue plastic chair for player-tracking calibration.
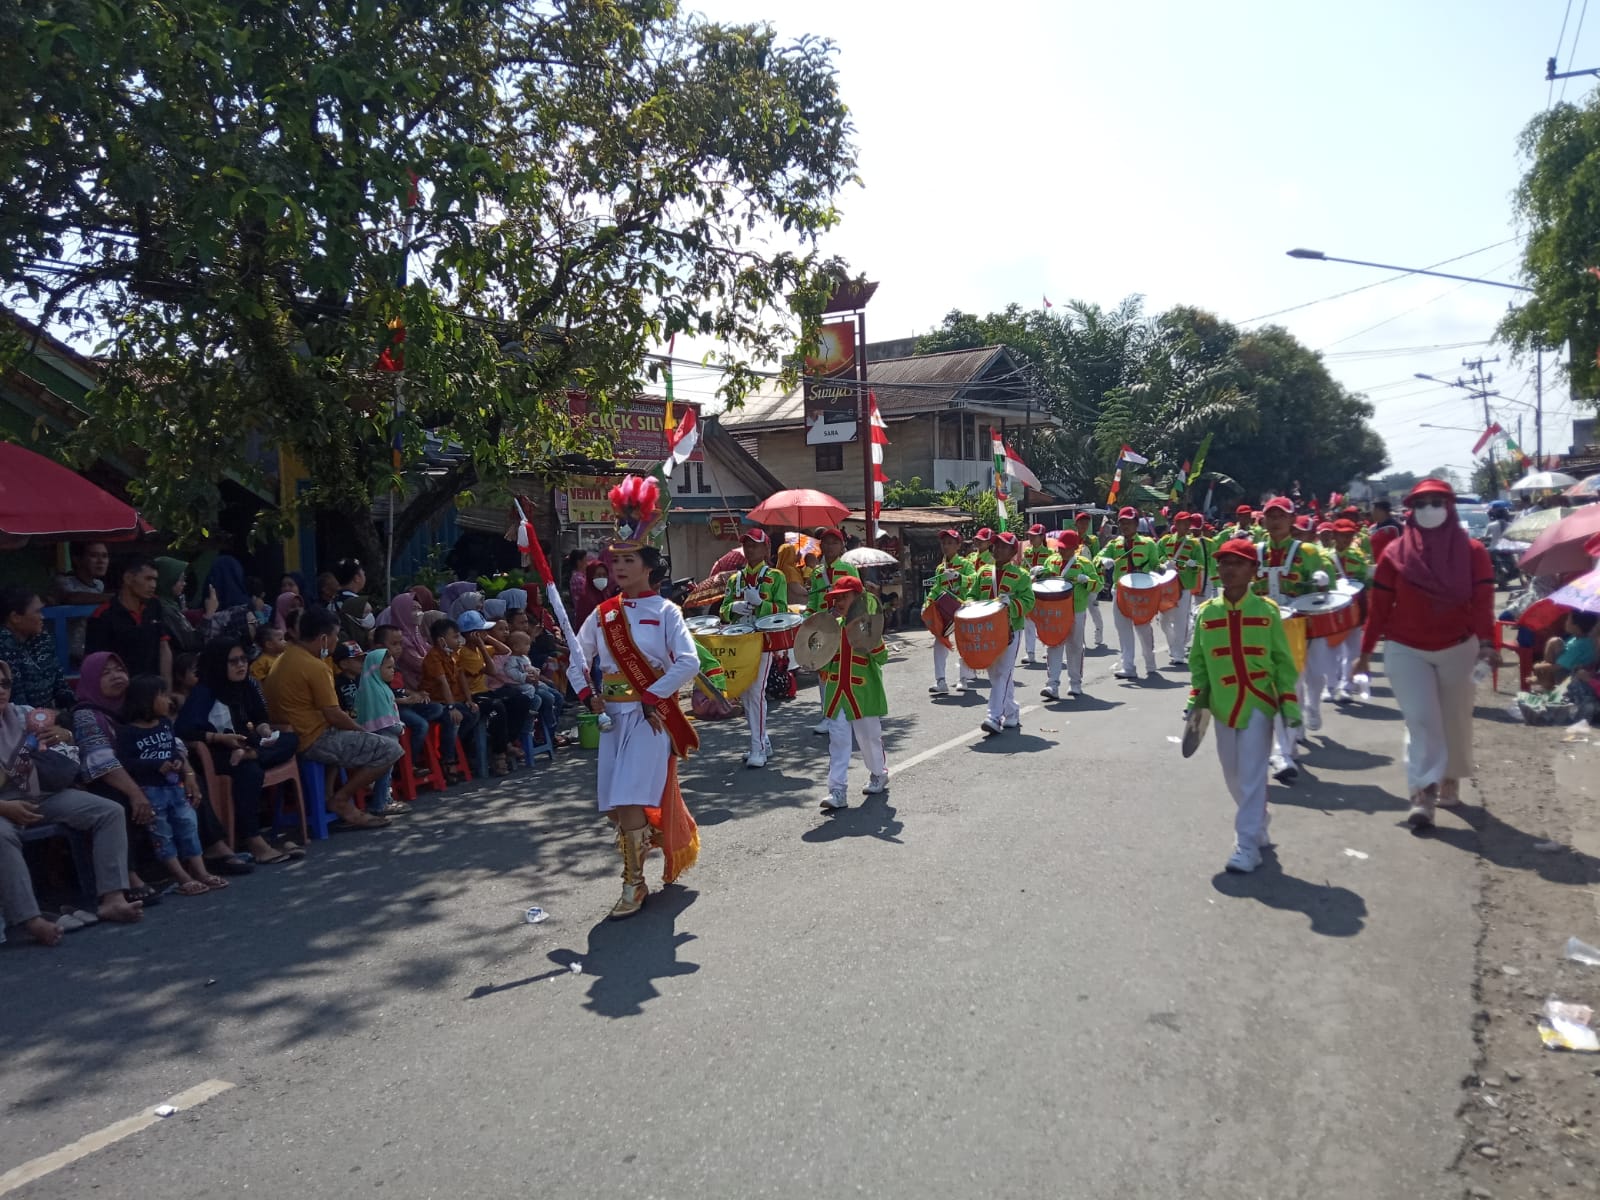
[39,604,99,675]
[520,722,555,767]
[296,761,336,840]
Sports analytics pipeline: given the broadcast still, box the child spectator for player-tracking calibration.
[172,652,199,712]
[499,630,562,748]
[116,675,227,896]
[372,623,452,769]
[1529,611,1599,692]
[332,641,365,716]
[454,612,532,774]
[251,623,286,682]
[351,647,408,815]
[420,618,481,782]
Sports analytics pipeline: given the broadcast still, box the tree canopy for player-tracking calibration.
[1500,94,1600,398]
[916,299,1387,508]
[0,0,857,558]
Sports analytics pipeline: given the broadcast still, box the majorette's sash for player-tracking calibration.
[598,595,699,880]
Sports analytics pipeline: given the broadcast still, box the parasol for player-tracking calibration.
[1548,563,1600,615]
[746,488,849,528]
[1519,507,1600,577]
[1504,507,1570,545]
[1509,470,1579,492]
[784,531,821,559]
[1564,474,1600,499]
[0,442,148,540]
[710,547,746,575]
[840,547,898,568]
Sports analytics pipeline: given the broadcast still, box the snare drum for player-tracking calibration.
[1156,569,1182,613]
[685,615,725,636]
[1278,606,1308,674]
[1289,591,1361,646]
[954,600,1009,670]
[1028,579,1076,647]
[754,612,804,652]
[1334,577,1368,623]
[1115,572,1165,626]
[921,591,962,641]
[693,624,764,698]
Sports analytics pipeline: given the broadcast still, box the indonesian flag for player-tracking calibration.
[1471,422,1503,456]
[1042,295,1053,309]
[869,392,889,519]
[1120,446,1149,466]
[991,430,1042,491]
[665,405,699,474]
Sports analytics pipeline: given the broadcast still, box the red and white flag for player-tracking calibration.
[1470,422,1502,456]
[1042,295,1053,309]
[991,430,1041,491]
[664,405,700,474]
[1119,446,1149,466]
[869,392,889,519]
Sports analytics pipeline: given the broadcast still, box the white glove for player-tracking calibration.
[743,586,761,605]
[943,569,959,582]
[730,601,753,616]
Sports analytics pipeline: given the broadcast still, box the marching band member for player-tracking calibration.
[974,531,1035,736]
[1041,530,1101,701]
[927,528,976,696]
[720,528,786,768]
[1100,506,1162,680]
[805,527,861,733]
[817,576,890,810]
[1330,518,1372,701]
[1157,511,1210,667]
[1021,523,1055,664]
[966,527,995,572]
[567,475,701,919]
[1186,538,1303,874]
[1252,496,1329,781]
[1073,511,1106,646]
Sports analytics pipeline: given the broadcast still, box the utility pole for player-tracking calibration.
[1463,356,1502,496]
[1534,343,1544,466]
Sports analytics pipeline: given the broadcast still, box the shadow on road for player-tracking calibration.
[1426,805,1600,887]
[801,795,904,845]
[535,885,702,1019]
[969,731,1057,755]
[1271,781,1408,815]
[1338,703,1404,723]
[1210,850,1368,937]
[1300,737,1394,772]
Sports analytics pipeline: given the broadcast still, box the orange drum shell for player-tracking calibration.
[954,603,1009,671]
[1116,575,1163,627]
[1298,600,1361,642]
[1157,571,1182,612]
[761,627,797,652]
[921,591,962,639]
[1029,584,1076,647]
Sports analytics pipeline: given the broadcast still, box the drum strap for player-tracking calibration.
[1255,540,1300,602]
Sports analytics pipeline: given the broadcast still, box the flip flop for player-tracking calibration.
[253,851,294,865]
[68,909,100,926]
[174,880,211,897]
[204,856,254,876]
[125,885,163,906]
[330,815,391,832]
[54,913,87,932]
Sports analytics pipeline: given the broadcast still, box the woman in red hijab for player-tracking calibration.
[1354,479,1495,828]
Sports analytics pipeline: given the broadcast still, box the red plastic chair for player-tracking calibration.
[1491,619,1538,693]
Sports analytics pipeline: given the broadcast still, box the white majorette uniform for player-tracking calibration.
[568,593,701,811]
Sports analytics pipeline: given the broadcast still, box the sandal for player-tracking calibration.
[125,885,163,907]
[253,850,294,865]
[330,814,391,832]
[204,855,254,876]
[372,801,411,816]
[174,880,211,897]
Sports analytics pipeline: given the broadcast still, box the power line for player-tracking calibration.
[1318,256,1521,350]
[1553,0,1577,107]
[1561,0,1592,102]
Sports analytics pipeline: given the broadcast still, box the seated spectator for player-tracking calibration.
[499,630,563,747]
[447,589,486,621]
[352,648,408,815]
[332,641,365,715]
[204,554,252,612]
[74,652,252,894]
[420,617,482,783]
[1530,611,1599,692]
[0,659,144,945]
[172,651,199,712]
[86,558,170,684]
[53,540,110,662]
[0,587,71,709]
[376,591,430,688]
[314,572,340,607]
[117,675,227,896]
[370,623,451,770]
[333,559,366,602]
[152,556,218,656]
[278,573,303,599]
[337,594,376,647]
[251,622,286,681]
[246,577,272,629]
[273,590,303,634]
[455,612,532,774]
[260,608,401,830]
[175,638,302,864]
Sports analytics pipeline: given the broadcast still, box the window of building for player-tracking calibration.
[815,443,844,472]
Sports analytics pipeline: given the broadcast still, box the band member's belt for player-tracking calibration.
[601,674,642,701]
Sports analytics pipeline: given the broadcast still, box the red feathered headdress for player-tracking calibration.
[607,474,664,551]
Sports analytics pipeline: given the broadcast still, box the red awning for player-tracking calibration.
[0,442,148,541]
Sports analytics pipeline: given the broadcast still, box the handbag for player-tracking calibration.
[32,745,80,792]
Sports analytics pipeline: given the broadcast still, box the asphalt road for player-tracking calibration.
[1,627,1483,1199]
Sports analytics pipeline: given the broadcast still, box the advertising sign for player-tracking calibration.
[565,394,703,470]
[802,319,860,446]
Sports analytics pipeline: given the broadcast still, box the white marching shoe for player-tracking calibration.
[1225,843,1262,874]
[862,773,889,795]
[821,788,848,810]
[929,681,950,695]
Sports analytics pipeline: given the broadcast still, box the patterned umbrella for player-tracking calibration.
[1549,565,1600,614]
[1520,506,1600,576]
[1564,475,1600,499]
[1504,506,1571,545]
[710,547,745,574]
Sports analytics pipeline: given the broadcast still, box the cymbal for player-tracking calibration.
[844,609,885,649]
[793,610,842,671]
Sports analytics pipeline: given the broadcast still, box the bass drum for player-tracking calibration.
[1115,572,1164,626]
[954,600,1009,670]
[1028,579,1076,647]
[693,624,764,698]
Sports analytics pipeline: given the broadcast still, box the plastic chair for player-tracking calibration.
[520,719,555,767]
[296,760,336,840]
[191,740,312,845]
[39,604,99,675]
[1492,619,1537,693]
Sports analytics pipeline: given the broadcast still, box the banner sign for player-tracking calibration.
[709,515,743,541]
[556,476,616,525]
[566,393,703,470]
[802,319,860,446]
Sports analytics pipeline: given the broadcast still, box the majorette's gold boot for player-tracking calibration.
[609,825,650,919]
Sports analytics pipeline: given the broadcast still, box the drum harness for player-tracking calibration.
[1255,540,1302,604]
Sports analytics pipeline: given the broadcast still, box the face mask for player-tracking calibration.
[318,643,331,659]
[592,575,609,592]
[358,612,376,629]
[1414,506,1450,530]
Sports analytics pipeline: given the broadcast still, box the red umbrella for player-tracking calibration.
[1518,505,1600,576]
[746,488,849,529]
[0,443,147,540]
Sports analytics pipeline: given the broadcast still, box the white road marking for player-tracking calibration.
[894,704,1043,776]
[0,1079,235,1196]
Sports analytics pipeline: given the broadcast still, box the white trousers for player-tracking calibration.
[744,652,772,754]
[1384,638,1478,795]
[1215,708,1273,850]
[1300,637,1339,727]
[1113,607,1158,673]
[827,713,887,789]
[987,630,1022,724]
[1086,596,1104,642]
[1160,592,1194,662]
[1335,636,1357,691]
[1045,611,1089,692]
[933,639,953,686]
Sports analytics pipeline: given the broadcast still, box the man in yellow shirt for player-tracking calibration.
[261,608,402,832]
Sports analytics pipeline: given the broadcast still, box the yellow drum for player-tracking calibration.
[1279,609,1308,674]
[694,623,764,699]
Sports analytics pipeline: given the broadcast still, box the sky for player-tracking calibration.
[668,0,1592,477]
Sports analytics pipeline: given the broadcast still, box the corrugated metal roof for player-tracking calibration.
[721,346,1038,430]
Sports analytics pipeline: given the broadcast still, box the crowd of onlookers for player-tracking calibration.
[0,544,598,949]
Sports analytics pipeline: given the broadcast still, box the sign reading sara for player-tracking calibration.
[802,319,859,447]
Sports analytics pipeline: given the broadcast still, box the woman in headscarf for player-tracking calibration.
[175,639,303,863]
[204,554,252,611]
[1354,479,1495,829]
[153,556,213,654]
[74,652,252,893]
[439,581,476,610]
[351,647,407,815]
[378,591,432,689]
[482,597,509,625]
[498,587,528,616]
[337,593,377,647]
[572,558,610,630]
[273,590,304,635]
[446,590,485,621]
[409,584,436,613]
[0,659,145,943]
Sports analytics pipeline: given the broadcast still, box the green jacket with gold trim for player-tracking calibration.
[1158,532,1212,593]
[1057,551,1103,609]
[1098,534,1161,584]
[972,561,1036,632]
[927,554,976,605]
[1251,537,1329,601]
[806,557,862,614]
[720,563,786,624]
[1186,591,1302,729]
[820,594,888,720]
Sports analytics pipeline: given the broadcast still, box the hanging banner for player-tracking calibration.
[556,477,616,525]
[802,319,860,446]
[709,515,743,540]
[566,393,703,470]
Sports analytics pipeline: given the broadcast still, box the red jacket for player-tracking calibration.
[1360,540,1494,655]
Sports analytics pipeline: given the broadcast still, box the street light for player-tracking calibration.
[1286,248,1531,292]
